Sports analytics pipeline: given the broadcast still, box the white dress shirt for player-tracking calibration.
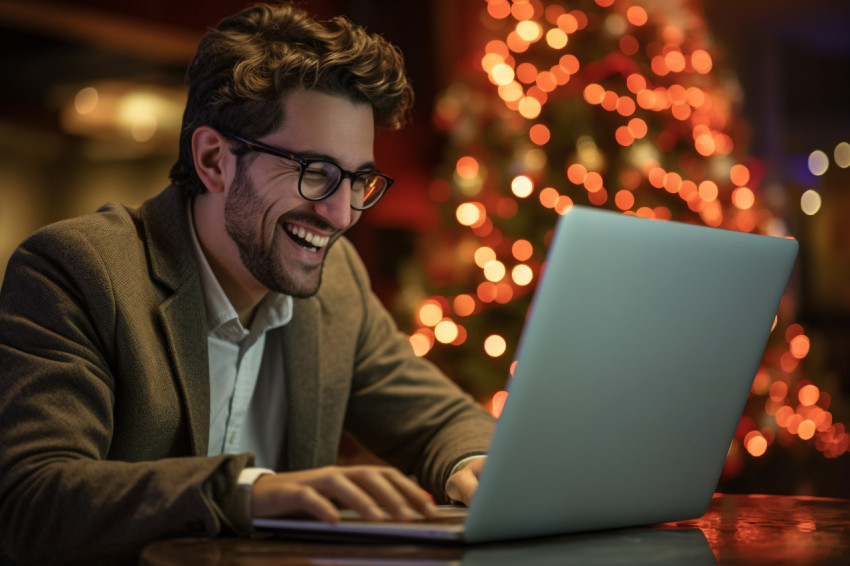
[187,205,290,469]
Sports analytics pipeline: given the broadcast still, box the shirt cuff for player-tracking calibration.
[233,467,275,533]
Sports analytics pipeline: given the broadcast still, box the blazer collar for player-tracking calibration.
[140,185,210,456]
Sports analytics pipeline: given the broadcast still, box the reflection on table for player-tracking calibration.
[140,494,850,566]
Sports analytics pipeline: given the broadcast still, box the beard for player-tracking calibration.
[223,163,336,298]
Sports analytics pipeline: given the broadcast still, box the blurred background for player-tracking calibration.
[1,0,848,497]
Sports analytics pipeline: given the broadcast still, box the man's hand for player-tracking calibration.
[445,456,486,506]
[251,465,437,523]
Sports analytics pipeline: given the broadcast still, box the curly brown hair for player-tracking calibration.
[169,2,414,196]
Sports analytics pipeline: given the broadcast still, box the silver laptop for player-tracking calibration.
[254,205,798,543]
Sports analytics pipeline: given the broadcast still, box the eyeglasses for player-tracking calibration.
[226,134,393,211]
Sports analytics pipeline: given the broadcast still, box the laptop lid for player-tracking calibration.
[254,205,798,543]
[463,205,798,542]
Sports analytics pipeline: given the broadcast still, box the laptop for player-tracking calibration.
[253,205,799,543]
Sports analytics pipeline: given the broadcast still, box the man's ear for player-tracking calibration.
[192,126,233,194]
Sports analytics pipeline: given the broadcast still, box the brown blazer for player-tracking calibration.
[0,185,495,565]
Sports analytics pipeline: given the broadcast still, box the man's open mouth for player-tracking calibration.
[284,223,330,252]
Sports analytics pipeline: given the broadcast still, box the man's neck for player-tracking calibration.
[191,196,267,328]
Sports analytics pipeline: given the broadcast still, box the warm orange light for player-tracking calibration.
[473,246,496,268]
[617,96,636,116]
[769,381,788,402]
[583,83,605,105]
[518,96,542,119]
[626,73,646,94]
[453,294,475,317]
[456,202,484,227]
[487,0,511,19]
[691,49,713,73]
[511,175,534,198]
[780,351,800,373]
[588,187,608,206]
[559,54,580,74]
[490,390,509,418]
[626,5,648,26]
[512,264,534,286]
[555,195,574,214]
[671,102,691,121]
[601,90,619,112]
[799,384,820,407]
[456,156,479,179]
[751,370,771,395]
[619,35,639,56]
[732,187,755,210]
[798,420,817,440]
[529,123,551,145]
[775,405,794,427]
[698,180,718,201]
[648,167,666,188]
[418,301,443,327]
[485,39,510,57]
[484,334,507,357]
[615,126,635,146]
[409,329,434,357]
[477,282,498,303]
[516,20,543,42]
[539,187,559,208]
[695,134,716,156]
[663,172,683,194]
[636,89,656,109]
[651,55,669,76]
[665,51,686,73]
[614,189,635,210]
[557,13,579,34]
[628,117,648,138]
[495,282,513,304]
[506,31,530,54]
[745,433,768,457]
[512,239,533,261]
[481,53,504,73]
[584,171,603,192]
[483,259,506,282]
[785,323,805,341]
[730,164,750,186]
[434,319,459,344]
[516,62,537,85]
[536,71,557,92]
[546,28,568,49]
[566,163,588,185]
[491,63,515,86]
[790,334,811,359]
[511,0,535,21]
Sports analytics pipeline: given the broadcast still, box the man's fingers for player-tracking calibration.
[347,467,437,520]
[252,478,340,522]
[251,466,436,523]
[445,458,486,506]
[313,471,386,521]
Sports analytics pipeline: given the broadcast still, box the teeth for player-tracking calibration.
[286,225,330,250]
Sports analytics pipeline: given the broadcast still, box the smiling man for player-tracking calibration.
[0,4,495,564]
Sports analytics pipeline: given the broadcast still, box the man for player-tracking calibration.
[0,4,495,564]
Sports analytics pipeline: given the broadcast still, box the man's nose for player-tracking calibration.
[314,180,354,229]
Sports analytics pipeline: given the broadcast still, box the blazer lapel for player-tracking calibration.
[141,186,210,456]
[281,296,322,470]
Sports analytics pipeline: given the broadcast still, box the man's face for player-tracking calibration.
[223,90,374,298]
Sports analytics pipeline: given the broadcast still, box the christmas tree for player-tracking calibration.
[396,0,848,479]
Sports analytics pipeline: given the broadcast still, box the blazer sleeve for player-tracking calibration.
[0,222,251,565]
[333,240,496,501]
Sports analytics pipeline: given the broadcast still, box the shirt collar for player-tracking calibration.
[187,200,293,342]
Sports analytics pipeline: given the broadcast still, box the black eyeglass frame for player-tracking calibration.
[226,134,394,211]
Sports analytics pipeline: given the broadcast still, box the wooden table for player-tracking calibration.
[140,493,850,565]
